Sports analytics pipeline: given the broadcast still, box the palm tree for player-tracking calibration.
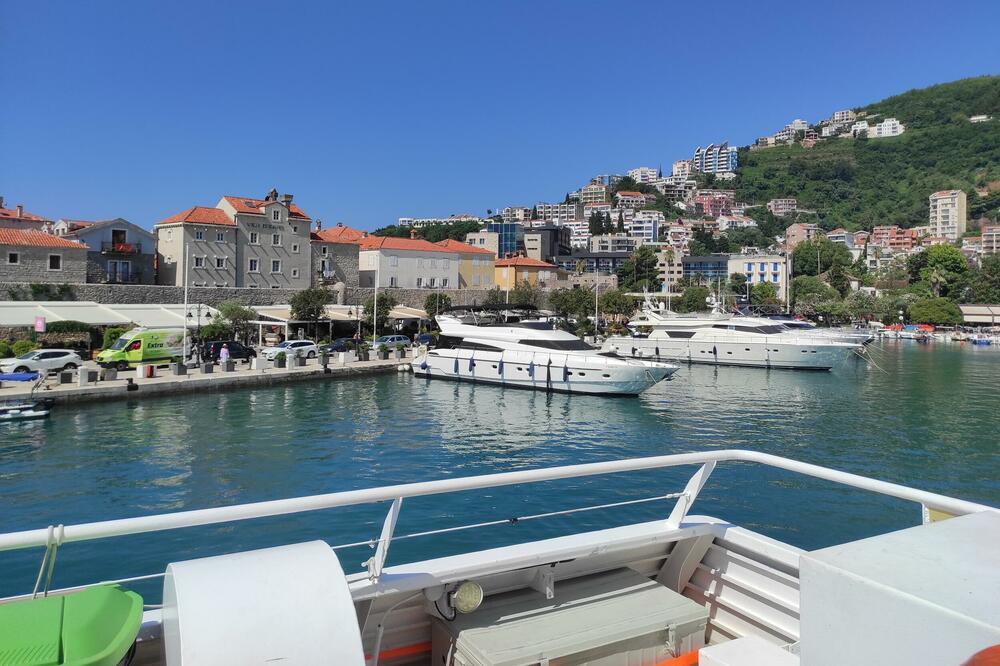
[927,267,948,297]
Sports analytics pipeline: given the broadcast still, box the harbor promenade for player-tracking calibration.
[0,356,409,406]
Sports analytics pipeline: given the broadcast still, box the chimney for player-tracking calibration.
[16,205,23,218]
[410,230,417,239]
[280,193,293,206]
[336,222,343,228]
[0,196,4,209]
[316,219,322,231]
[362,231,369,238]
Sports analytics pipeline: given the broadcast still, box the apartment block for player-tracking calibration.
[589,234,640,254]
[730,253,788,302]
[767,198,798,217]
[614,191,647,210]
[61,218,156,284]
[928,190,967,241]
[534,201,583,223]
[578,183,610,204]
[628,210,664,244]
[694,192,734,217]
[397,214,483,228]
[982,225,1000,256]
[681,254,730,283]
[156,189,312,289]
[872,117,905,138]
[486,221,525,258]
[830,110,856,124]
[464,230,500,257]
[785,222,822,250]
[627,167,659,183]
[871,225,918,251]
[672,160,693,179]
[500,207,532,224]
[716,215,757,232]
[524,226,572,263]
[552,251,631,275]
[359,235,460,289]
[692,142,738,174]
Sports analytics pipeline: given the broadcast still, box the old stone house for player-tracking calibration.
[0,228,88,284]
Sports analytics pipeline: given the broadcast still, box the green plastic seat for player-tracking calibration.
[0,585,143,666]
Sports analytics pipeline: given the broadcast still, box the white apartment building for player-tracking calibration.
[872,117,905,138]
[982,225,1000,256]
[717,215,758,232]
[578,183,609,204]
[671,160,692,178]
[358,236,460,288]
[692,142,739,174]
[851,121,872,137]
[650,244,684,295]
[583,202,613,218]
[589,234,640,253]
[627,166,659,183]
[928,190,967,241]
[970,115,993,124]
[730,254,789,303]
[774,127,796,143]
[534,201,583,223]
[821,123,845,138]
[831,109,856,124]
[500,207,532,224]
[628,210,664,244]
[788,119,809,132]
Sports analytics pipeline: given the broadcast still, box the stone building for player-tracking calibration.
[0,197,50,231]
[311,222,362,287]
[60,218,156,284]
[0,228,88,284]
[156,189,313,289]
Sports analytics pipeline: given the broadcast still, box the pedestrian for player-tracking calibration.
[219,343,230,364]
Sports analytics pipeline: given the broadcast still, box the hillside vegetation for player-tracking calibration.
[735,76,1000,231]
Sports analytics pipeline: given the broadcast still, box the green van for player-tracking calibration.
[97,328,185,370]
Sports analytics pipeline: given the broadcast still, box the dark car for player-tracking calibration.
[202,340,256,363]
[414,333,436,347]
[319,338,354,353]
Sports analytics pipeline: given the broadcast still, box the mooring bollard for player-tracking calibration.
[60,371,74,385]
[125,378,138,392]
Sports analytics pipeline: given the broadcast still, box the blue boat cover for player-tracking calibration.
[0,372,39,382]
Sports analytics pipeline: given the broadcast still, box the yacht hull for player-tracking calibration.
[601,336,858,370]
[412,348,676,395]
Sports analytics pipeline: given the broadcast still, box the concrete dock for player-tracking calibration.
[0,356,410,406]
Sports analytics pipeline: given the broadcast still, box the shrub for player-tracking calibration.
[275,351,287,361]
[103,326,129,350]
[377,344,388,353]
[12,339,36,357]
[0,340,11,358]
[395,342,406,351]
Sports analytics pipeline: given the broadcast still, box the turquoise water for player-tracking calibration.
[1,341,997,601]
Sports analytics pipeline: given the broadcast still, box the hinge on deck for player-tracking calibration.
[364,497,403,580]
[529,566,555,600]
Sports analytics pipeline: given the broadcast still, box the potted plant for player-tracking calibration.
[356,342,370,361]
[393,342,406,359]
[293,351,307,367]
[274,351,287,368]
[377,343,390,360]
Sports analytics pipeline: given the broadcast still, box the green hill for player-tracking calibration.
[735,76,1000,231]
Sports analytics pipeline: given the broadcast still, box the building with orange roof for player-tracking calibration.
[311,222,363,287]
[435,239,495,288]
[358,231,461,289]
[155,188,313,289]
[494,255,567,290]
[0,196,51,232]
[1,228,88,284]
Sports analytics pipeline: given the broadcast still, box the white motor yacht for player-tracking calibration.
[0,451,995,666]
[601,299,863,370]
[411,307,678,395]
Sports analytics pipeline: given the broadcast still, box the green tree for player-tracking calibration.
[676,286,712,313]
[12,339,36,357]
[102,326,129,349]
[844,291,877,320]
[827,262,851,296]
[599,289,636,318]
[510,280,543,307]
[953,255,1000,303]
[750,282,779,305]
[363,291,399,337]
[791,237,852,276]
[290,288,332,322]
[215,301,257,342]
[616,246,661,291]
[482,287,505,308]
[791,275,839,306]
[423,292,452,316]
[548,288,592,321]
[907,297,963,325]
[728,272,748,297]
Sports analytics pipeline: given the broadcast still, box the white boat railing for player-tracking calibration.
[0,450,992,563]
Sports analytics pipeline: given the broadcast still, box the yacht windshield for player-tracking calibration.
[518,339,594,351]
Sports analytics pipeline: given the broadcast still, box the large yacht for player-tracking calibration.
[0,451,994,665]
[411,307,679,395]
[601,298,864,370]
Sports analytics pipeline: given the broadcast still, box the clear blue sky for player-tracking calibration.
[2,1,998,231]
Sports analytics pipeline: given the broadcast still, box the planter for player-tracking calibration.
[319,352,330,367]
[172,363,187,376]
[200,363,214,374]
[393,349,404,360]
[101,367,118,382]
[357,351,370,362]
[251,357,268,371]
[222,359,236,372]
[274,357,287,369]
[293,356,306,367]
[59,371,74,384]
[338,351,356,364]
[77,369,98,387]
[377,351,390,360]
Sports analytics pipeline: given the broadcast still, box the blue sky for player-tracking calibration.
[1,1,998,231]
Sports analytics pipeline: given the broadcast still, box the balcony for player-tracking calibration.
[101,241,142,255]
[105,271,143,284]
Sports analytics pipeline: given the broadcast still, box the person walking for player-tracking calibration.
[219,343,230,365]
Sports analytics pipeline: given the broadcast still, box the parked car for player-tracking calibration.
[319,338,354,354]
[414,333,435,347]
[374,335,411,347]
[260,340,318,361]
[202,340,256,363]
[0,349,83,375]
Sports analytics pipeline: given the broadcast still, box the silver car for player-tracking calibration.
[0,349,84,374]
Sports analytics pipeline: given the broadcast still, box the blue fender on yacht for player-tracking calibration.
[498,358,504,375]
[468,356,476,371]
[527,361,535,377]
[453,357,459,374]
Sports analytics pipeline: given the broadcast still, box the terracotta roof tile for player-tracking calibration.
[222,195,311,220]
[359,236,458,254]
[311,225,365,244]
[495,256,557,268]
[435,239,495,255]
[156,206,235,227]
[616,191,644,197]
[0,228,88,249]
[0,207,49,222]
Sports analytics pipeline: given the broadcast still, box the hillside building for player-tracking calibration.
[928,190,967,241]
[692,142,738,175]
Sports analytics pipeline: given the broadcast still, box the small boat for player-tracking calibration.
[0,373,54,421]
[971,334,993,346]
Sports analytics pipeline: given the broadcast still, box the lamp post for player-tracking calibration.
[182,238,189,361]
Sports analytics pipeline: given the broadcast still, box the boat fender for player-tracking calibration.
[453,357,459,374]
[527,361,535,378]
[420,359,429,370]
[655,346,660,357]
[498,358,504,375]
[563,365,569,382]
[468,356,476,371]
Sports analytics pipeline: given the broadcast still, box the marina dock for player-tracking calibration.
[0,357,409,406]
